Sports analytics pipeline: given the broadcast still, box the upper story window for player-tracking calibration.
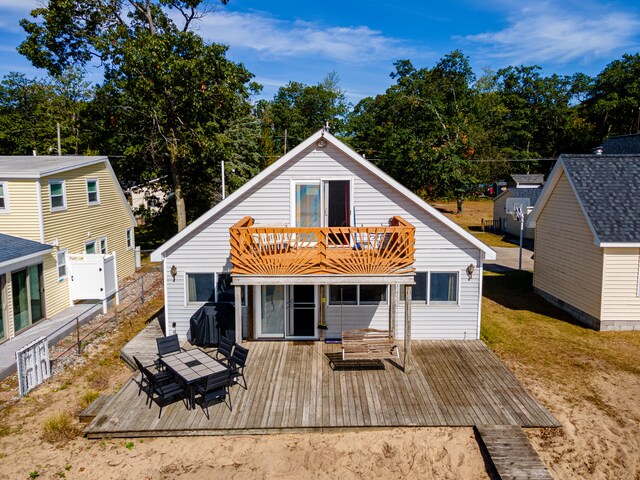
[126,228,134,250]
[49,180,66,211]
[0,181,8,213]
[87,179,100,205]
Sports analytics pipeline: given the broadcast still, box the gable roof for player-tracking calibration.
[509,173,544,185]
[0,156,106,178]
[151,130,496,261]
[528,154,640,246]
[0,233,52,268]
[602,134,640,155]
[494,185,544,204]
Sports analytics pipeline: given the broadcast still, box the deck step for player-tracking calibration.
[475,425,553,480]
[79,394,113,423]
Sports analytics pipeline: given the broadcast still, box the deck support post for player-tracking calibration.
[234,285,243,344]
[403,284,412,373]
[389,284,397,338]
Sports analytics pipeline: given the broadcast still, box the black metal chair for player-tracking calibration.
[195,370,233,418]
[156,334,182,360]
[133,356,173,401]
[215,335,234,364]
[229,344,249,390]
[143,364,186,418]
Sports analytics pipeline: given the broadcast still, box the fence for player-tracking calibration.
[481,218,503,232]
[47,268,163,369]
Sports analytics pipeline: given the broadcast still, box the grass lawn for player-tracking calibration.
[433,199,518,248]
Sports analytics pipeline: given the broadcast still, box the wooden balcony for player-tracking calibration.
[229,216,415,276]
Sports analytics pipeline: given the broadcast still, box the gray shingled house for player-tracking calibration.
[527,154,640,331]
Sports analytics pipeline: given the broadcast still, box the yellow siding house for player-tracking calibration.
[0,156,136,341]
[528,154,640,331]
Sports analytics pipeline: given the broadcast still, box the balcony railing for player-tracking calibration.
[229,216,415,276]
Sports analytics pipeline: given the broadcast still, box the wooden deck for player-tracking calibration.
[85,340,559,438]
[476,425,554,480]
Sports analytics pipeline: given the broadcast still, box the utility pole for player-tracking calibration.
[56,122,61,156]
[221,160,226,200]
[284,128,287,154]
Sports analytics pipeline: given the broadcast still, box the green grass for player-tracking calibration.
[481,271,640,398]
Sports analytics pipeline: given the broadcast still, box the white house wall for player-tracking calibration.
[164,143,484,340]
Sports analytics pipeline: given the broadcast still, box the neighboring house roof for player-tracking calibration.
[602,134,640,154]
[509,174,545,185]
[494,186,543,205]
[151,130,496,261]
[528,154,640,246]
[0,233,52,267]
[0,156,107,178]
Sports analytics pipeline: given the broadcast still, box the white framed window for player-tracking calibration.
[0,181,8,213]
[85,240,97,254]
[49,180,66,211]
[429,272,459,304]
[186,272,247,306]
[86,178,100,205]
[56,250,67,280]
[126,228,134,250]
[99,237,108,255]
[400,272,428,302]
[329,285,387,306]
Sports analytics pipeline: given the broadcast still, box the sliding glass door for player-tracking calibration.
[256,285,317,339]
[259,285,285,337]
[12,264,44,333]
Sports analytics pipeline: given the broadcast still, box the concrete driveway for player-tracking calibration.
[485,246,534,272]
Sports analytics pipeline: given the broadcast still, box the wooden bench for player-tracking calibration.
[341,328,399,361]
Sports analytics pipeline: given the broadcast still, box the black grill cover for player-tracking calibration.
[189,303,235,347]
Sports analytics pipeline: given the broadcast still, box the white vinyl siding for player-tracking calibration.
[163,142,484,340]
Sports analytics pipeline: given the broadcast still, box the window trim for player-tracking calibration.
[428,270,460,305]
[86,178,100,205]
[56,249,68,281]
[400,271,428,303]
[99,237,108,255]
[84,240,97,254]
[0,180,9,213]
[49,180,67,212]
[126,228,134,250]
[328,285,388,306]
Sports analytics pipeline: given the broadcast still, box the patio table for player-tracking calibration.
[159,348,228,409]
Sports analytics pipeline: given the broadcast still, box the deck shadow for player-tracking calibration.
[325,352,386,370]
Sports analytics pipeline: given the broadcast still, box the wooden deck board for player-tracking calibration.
[85,339,559,438]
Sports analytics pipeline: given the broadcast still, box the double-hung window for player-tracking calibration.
[49,180,66,211]
[87,179,99,205]
[126,228,134,250]
[99,237,108,255]
[56,250,67,280]
[0,181,8,212]
[85,240,97,254]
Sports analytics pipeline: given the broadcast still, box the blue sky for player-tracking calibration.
[1,0,640,103]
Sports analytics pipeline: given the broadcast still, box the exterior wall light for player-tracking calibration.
[466,263,475,279]
[317,137,327,148]
[170,265,177,282]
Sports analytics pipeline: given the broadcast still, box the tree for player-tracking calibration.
[261,72,351,153]
[585,53,640,138]
[19,0,259,231]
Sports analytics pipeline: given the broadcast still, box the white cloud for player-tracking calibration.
[462,2,640,66]
[196,10,416,65]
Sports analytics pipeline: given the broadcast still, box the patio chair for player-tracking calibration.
[133,356,173,401]
[229,344,249,390]
[156,334,182,360]
[144,364,186,418]
[195,370,233,418]
[215,335,234,364]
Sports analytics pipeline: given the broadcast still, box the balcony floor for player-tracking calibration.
[85,340,559,438]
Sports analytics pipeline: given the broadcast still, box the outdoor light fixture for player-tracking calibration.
[466,263,475,279]
[316,134,327,149]
[170,265,177,282]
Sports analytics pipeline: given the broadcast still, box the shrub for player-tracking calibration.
[42,412,80,443]
[80,390,100,409]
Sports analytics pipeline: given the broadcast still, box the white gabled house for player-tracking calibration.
[151,131,495,364]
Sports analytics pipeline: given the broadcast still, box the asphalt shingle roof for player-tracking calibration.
[0,156,106,178]
[561,154,640,244]
[602,134,640,155]
[0,233,52,264]
[510,174,544,185]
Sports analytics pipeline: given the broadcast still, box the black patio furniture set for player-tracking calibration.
[133,334,249,418]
